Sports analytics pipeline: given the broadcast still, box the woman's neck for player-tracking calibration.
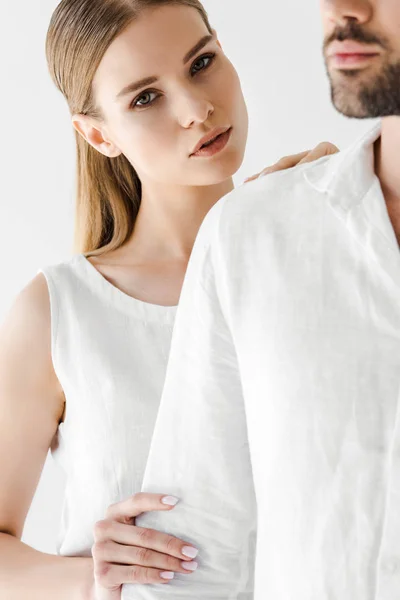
[124,177,235,264]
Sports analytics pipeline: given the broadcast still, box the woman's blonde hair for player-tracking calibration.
[45,0,212,256]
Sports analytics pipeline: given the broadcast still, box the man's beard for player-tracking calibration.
[326,59,400,118]
[323,20,400,118]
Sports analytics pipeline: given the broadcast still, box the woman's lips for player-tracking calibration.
[190,127,232,158]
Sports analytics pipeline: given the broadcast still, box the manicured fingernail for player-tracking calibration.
[182,561,198,571]
[160,571,175,579]
[182,546,198,558]
[161,496,179,506]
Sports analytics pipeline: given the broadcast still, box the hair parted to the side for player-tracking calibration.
[45,0,212,256]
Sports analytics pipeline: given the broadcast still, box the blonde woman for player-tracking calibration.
[0,1,338,599]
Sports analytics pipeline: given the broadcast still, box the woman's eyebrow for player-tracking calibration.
[182,33,214,65]
[115,33,215,101]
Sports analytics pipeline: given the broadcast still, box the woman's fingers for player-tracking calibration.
[260,151,310,175]
[94,561,177,590]
[243,141,340,183]
[297,141,339,165]
[91,492,200,597]
[92,539,198,574]
[93,519,199,563]
[243,151,309,183]
[106,492,179,523]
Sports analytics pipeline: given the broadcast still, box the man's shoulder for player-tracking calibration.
[193,152,339,255]
[220,122,381,226]
[224,153,336,220]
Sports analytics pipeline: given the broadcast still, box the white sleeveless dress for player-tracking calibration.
[37,253,178,557]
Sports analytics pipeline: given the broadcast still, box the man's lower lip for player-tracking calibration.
[191,128,232,157]
[330,53,380,68]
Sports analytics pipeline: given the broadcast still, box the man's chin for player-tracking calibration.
[329,81,372,119]
[326,60,400,119]
[332,102,372,119]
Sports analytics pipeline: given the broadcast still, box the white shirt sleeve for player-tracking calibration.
[121,198,257,600]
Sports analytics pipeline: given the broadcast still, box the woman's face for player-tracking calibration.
[83,4,248,187]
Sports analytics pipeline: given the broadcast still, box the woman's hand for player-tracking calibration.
[243,141,339,183]
[89,493,199,600]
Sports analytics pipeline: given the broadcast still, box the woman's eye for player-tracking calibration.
[191,53,216,75]
[131,90,158,109]
[130,53,216,110]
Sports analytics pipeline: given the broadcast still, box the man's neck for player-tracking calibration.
[374,116,400,244]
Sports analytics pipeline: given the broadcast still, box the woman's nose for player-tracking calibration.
[176,92,215,129]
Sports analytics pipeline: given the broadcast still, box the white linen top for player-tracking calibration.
[37,254,177,556]
[127,120,400,600]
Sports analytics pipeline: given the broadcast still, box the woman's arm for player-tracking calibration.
[0,533,93,600]
[0,274,203,600]
[0,274,94,600]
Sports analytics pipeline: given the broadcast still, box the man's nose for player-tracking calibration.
[322,0,373,26]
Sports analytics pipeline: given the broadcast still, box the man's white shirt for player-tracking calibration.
[122,121,400,600]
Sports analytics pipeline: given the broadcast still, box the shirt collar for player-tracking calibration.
[304,119,382,213]
[304,119,400,290]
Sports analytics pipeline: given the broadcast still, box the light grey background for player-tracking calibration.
[1,0,373,554]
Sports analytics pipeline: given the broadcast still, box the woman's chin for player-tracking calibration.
[195,152,246,185]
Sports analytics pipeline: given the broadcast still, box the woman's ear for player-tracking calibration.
[71,113,122,158]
